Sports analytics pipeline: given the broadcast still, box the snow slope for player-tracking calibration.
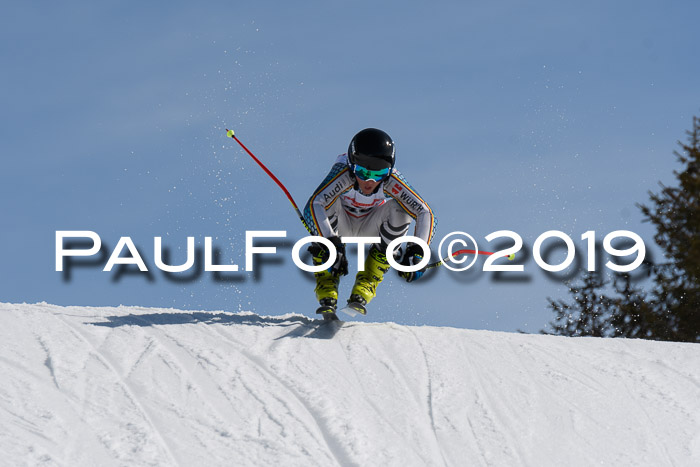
[1,303,699,466]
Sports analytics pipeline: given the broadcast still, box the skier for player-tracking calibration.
[303,128,437,318]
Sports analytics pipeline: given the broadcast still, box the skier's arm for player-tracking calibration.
[303,161,353,238]
[384,170,437,245]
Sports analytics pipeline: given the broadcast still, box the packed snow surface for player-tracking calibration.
[1,302,699,466]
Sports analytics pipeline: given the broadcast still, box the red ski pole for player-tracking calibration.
[226,129,312,234]
[426,248,515,269]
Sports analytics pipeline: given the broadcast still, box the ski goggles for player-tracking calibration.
[352,164,390,182]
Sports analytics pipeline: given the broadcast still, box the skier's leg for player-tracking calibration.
[350,201,412,306]
[309,243,340,307]
[309,202,351,308]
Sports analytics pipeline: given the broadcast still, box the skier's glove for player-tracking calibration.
[318,236,348,276]
[398,243,426,283]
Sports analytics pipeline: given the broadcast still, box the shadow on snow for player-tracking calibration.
[89,311,344,339]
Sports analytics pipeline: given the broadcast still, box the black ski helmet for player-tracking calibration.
[348,128,395,172]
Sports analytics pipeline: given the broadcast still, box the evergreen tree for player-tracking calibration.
[608,273,670,340]
[543,272,614,337]
[638,116,700,342]
[544,116,700,342]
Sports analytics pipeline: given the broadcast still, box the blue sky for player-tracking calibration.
[2,0,699,332]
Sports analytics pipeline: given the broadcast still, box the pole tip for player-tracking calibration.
[226,129,235,138]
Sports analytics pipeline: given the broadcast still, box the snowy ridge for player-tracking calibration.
[1,302,699,466]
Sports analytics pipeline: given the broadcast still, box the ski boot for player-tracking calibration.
[344,245,390,315]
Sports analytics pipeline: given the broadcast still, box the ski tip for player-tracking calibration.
[338,306,359,318]
[339,302,367,318]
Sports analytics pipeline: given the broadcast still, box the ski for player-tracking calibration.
[322,312,340,322]
[315,304,340,322]
[339,301,367,318]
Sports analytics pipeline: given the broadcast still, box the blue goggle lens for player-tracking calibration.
[353,164,390,182]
